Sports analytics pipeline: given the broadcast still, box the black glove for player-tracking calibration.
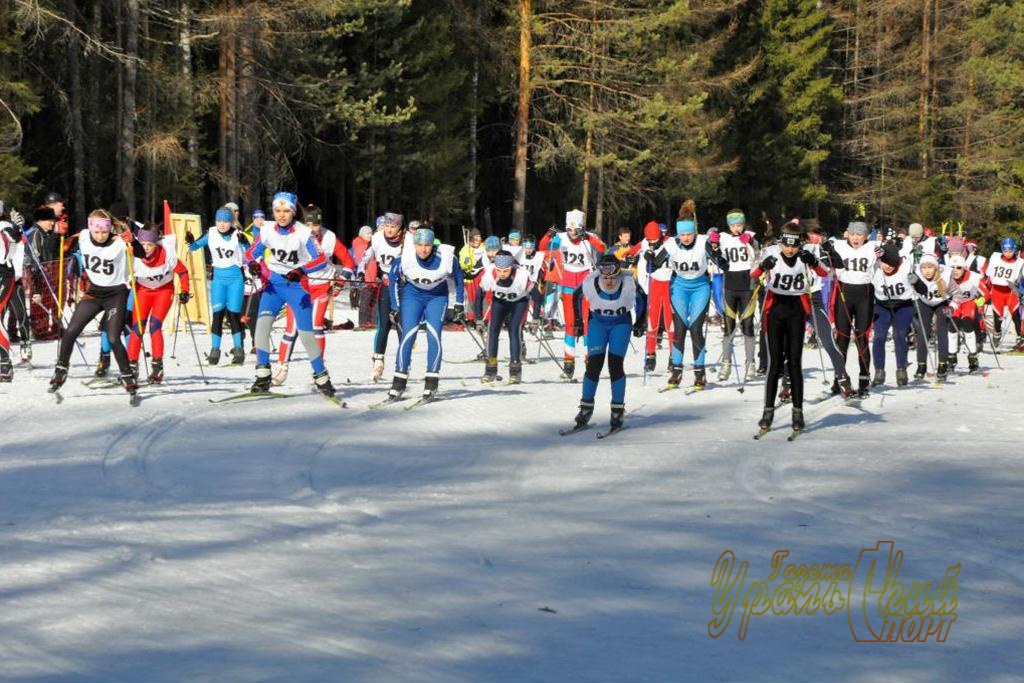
[178,292,192,304]
[247,261,262,277]
[873,246,884,259]
[284,267,304,282]
[759,255,777,271]
[798,250,818,266]
[632,317,646,338]
[821,239,835,255]
[10,209,24,228]
[644,248,656,264]
[572,318,584,338]
[452,303,465,323]
[907,271,920,285]
[936,236,948,253]
[389,308,401,326]
[184,231,195,244]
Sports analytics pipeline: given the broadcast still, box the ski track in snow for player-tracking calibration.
[1,314,1023,681]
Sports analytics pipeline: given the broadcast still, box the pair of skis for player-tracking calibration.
[367,393,441,411]
[558,423,626,439]
[209,389,348,408]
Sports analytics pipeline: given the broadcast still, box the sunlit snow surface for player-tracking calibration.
[1,310,1021,682]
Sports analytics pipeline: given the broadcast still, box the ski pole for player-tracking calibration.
[23,237,89,366]
[125,243,150,380]
[181,300,209,384]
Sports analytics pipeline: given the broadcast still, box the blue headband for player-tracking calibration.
[508,231,521,241]
[676,219,696,235]
[272,192,297,211]
[252,209,265,219]
[493,251,516,269]
[413,228,435,245]
[484,236,501,250]
[215,208,234,223]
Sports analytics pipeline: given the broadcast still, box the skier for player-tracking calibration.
[870,242,915,387]
[911,253,953,381]
[519,236,547,323]
[537,209,607,380]
[273,204,355,384]
[357,212,405,380]
[714,209,759,381]
[128,225,191,383]
[750,225,829,437]
[383,225,465,403]
[0,209,23,381]
[804,227,854,396]
[984,237,1024,350]
[458,229,486,328]
[244,191,337,398]
[478,250,532,384]
[628,221,672,372]
[185,206,250,365]
[652,199,726,390]
[900,222,937,262]
[947,254,989,373]
[49,210,142,399]
[566,254,645,434]
[821,220,877,398]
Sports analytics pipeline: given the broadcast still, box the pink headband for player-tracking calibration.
[88,217,112,231]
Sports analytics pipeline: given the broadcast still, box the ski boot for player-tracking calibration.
[574,399,595,428]
[481,357,499,383]
[644,354,656,373]
[49,364,68,392]
[422,372,439,400]
[230,347,246,366]
[120,372,139,395]
[857,374,870,399]
[508,360,522,385]
[20,343,32,364]
[372,353,385,382]
[207,348,221,365]
[968,353,980,374]
[95,352,110,378]
[0,359,12,382]
[272,363,289,386]
[250,364,273,394]
[755,364,767,377]
[610,403,625,430]
[717,360,731,382]
[936,360,949,380]
[896,367,908,387]
[913,362,927,381]
[388,372,408,399]
[561,359,575,381]
[834,372,856,398]
[792,407,805,432]
[948,354,957,371]
[129,361,140,381]
[744,360,757,382]
[667,364,683,388]
[1015,338,1024,353]
[313,370,336,397]
[871,369,885,387]
[693,367,707,390]
[758,406,774,431]
[148,359,164,384]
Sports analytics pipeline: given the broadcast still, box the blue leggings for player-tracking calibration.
[396,287,448,374]
[670,281,711,367]
[582,315,631,404]
[256,277,324,373]
[872,303,914,370]
[210,275,244,350]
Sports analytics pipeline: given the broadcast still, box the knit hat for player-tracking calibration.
[565,209,586,232]
[359,225,373,239]
[880,243,901,267]
[484,236,501,251]
[137,228,159,244]
[644,221,661,242]
[948,255,966,268]
[34,206,57,222]
[508,231,522,242]
[908,223,923,238]
[493,251,516,269]
[224,202,239,213]
[252,209,265,219]
[272,192,297,211]
[215,207,234,223]
[919,253,938,267]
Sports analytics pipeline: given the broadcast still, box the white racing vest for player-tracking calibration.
[79,231,130,287]
[207,229,244,269]
[261,221,317,275]
[400,233,455,291]
[804,243,823,293]
[480,265,531,302]
[520,251,546,283]
[636,239,672,294]
[914,265,952,306]
[581,272,636,318]
[559,234,597,274]
[963,253,986,273]
[662,235,709,280]
[872,259,914,302]
[134,235,179,290]
[985,254,1024,287]
[950,270,984,304]
[308,229,343,283]
[832,241,877,285]
[900,236,937,261]
[718,232,755,273]
[763,246,811,296]
[365,231,403,278]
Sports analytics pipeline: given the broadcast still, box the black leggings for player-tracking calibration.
[4,280,29,344]
[487,297,529,362]
[914,303,950,363]
[833,282,873,380]
[244,291,261,344]
[722,288,756,337]
[764,294,806,409]
[373,281,400,355]
[211,308,243,345]
[585,350,625,385]
[59,286,130,373]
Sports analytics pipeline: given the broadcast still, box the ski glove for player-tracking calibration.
[247,261,263,277]
[452,303,466,323]
[178,292,191,304]
[631,318,646,338]
[184,231,195,244]
[798,250,818,266]
[284,268,305,282]
[572,319,584,338]
[759,255,777,271]
[389,308,401,327]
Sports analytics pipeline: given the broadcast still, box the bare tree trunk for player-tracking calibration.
[218,0,237,204]
[65,0,86,229]
[120,0,139,216]
[594,161,605,240]
[580,2,598,218]
[181,0,199,171]
[237,11,257,205]
[115,2,123,191]
[918,0,931,178]
[467,2,481,225]
[87,0,102,207]
[512,0,532,233]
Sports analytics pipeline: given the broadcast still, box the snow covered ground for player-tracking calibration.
[1,307,1022,682]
